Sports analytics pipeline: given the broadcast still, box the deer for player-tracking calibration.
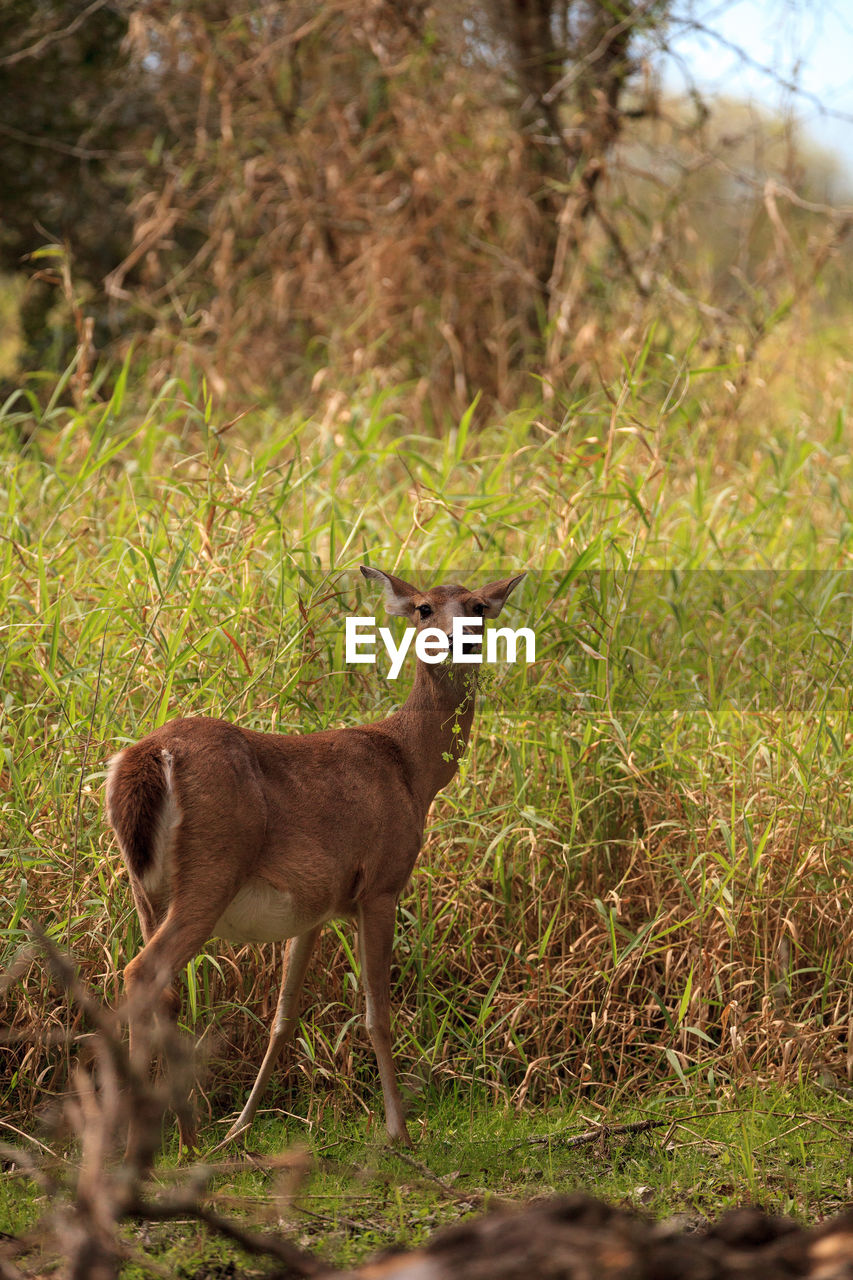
[106,567,525,1153]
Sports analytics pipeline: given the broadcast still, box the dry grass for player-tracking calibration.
[62,2,847,421]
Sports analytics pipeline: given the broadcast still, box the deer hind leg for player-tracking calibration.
[129,879,181,1019]
[124,875,240,1163]
[222,925,321,1145]
[126,879,194,1151]
[358,894,412,1147]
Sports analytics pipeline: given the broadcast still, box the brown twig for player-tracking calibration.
[124,1197,324,1276]
[0,0,112,68]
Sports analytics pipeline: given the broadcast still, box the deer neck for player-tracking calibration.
[384,660,476,816]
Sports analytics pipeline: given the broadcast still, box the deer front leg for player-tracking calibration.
[357,894,412,1147]
[222,926,320,1144]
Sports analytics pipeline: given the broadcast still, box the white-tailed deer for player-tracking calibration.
[106,567,524,1150]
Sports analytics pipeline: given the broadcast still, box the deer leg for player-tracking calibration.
[222,925,321,1143]
[126,881,190,1060]
[130,880,182,1037]
[127,881,194,1148]
[358,895,411,1147]
[124,892,233,1164]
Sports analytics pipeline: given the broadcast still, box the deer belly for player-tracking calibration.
[213,879,307,944]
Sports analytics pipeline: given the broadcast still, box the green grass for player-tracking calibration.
[2,340,853,1267]
[122,1087,853,1270]
[2,1086,851,1274]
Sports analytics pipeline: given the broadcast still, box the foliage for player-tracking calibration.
[0,1,153,373]
[2,2,849,417]
[2,333,852,1141]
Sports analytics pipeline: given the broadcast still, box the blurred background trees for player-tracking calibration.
[1,0,849,419]
[0,1,152,374]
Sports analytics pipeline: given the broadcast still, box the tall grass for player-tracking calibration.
[2,345,852,1136]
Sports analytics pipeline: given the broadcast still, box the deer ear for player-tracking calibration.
[474,572,526,619]
[360,566,418,617]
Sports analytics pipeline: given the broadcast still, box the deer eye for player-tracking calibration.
[472,602,485,617]
[417,603,433,619]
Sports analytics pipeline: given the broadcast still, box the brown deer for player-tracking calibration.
[106,567,525,1150]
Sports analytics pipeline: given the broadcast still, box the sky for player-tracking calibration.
[663,0,853,188]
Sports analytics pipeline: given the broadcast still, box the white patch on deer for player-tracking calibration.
[141,748,182,896]
[105,753,122,821]
[212,879,309,944]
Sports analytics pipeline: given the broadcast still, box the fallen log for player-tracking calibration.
[328,1194,853,1280]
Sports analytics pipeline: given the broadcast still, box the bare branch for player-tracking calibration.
[0,0,113,68]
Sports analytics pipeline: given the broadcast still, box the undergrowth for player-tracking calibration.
[2,338,852,1158]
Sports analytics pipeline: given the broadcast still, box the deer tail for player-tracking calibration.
[106,743,181,893]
